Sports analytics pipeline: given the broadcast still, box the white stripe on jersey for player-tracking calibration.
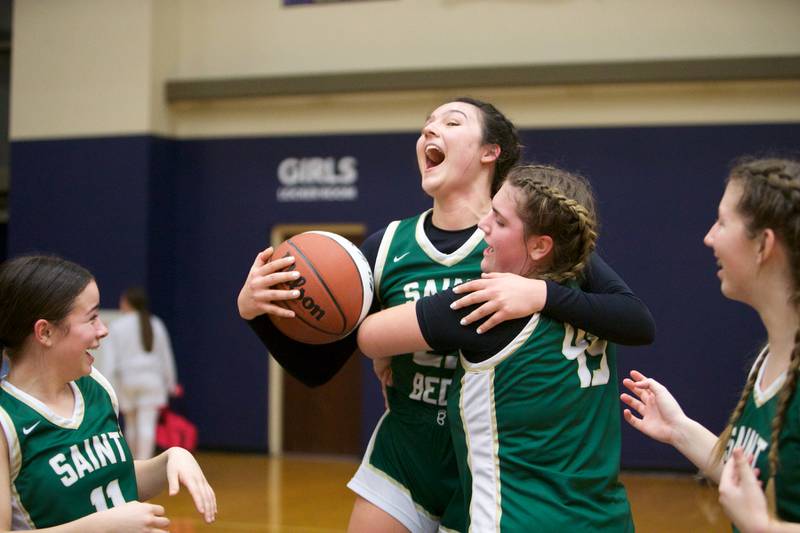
[373,220,401,303]
[460,370,501,532]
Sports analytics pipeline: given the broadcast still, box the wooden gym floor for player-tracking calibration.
[152,452,731,532]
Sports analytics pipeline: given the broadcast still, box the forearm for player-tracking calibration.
[671,417,723,482]
[134,449,170,500]
[247,314,356,387]
[762,520,800,533]
[357,303,430,358]
[0,510,123,533]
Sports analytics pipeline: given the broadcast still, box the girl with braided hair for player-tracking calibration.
[621,157,800,532]
[357,164,634,532]
[238,98,653,532]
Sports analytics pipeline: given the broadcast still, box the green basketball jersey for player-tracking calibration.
[0,368,137,529]
[725,350,800,525]
[448,314,633,532]
[373,210,486,427]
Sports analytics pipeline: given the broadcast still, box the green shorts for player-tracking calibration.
[347,410,465,532]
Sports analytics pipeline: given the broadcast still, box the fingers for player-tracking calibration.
[620,392,645,415]
[252,247,274,269]
[168,467,180,496]
[451,278,485,295]
[628,369,649,382]
[458,302,496,326]
[622,408,643,430]
[719,451,738,490]
[733,448,759,484]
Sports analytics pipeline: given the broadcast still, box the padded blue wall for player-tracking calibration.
[9,123,800,466]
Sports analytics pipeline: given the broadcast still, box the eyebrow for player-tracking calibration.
[424,109,469,126]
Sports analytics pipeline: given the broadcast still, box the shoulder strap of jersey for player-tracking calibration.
[88,367,119,417]
[0,404,22,482]
[373,219,402,302]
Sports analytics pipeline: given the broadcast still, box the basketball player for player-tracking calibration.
[238,98,654,532]
[0,255,217,531]
[357,164,634,531]
[621,158,800,531]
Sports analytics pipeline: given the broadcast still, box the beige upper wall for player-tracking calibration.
[174,0,800,77]
[10,0,800,140]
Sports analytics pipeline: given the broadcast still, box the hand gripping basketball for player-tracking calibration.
[269,231,374,344]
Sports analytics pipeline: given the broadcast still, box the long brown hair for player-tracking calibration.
[711,158,800,484]
[123,287,154,352]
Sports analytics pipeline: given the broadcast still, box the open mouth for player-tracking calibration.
[425,145,445,170]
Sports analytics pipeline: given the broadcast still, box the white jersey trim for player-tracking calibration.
[373,220,401,303]
[460,369,501,533]
[459,314,540,373]
[414,210,485,267]
[0,380,85,430]
[347,410,439,533]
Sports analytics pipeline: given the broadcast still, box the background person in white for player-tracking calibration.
[104,288,179,460]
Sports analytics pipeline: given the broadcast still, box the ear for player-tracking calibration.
[480,144,501,164]
[756,228,776,264]
[527,234,554,263]
[33,319,54,347]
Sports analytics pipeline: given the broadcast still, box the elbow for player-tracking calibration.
[356,320,381,359]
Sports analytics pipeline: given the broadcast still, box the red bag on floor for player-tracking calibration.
[156,407,198,452]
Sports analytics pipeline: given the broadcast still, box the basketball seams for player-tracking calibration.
[281,238,350,336]
[270,231,375,344]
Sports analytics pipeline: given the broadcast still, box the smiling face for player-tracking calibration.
[703,181,762,303]
[49,281,108,379]
[478,182,538,275]
[416,101,496,199]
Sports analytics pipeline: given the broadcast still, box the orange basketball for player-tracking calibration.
[269,231,374,344]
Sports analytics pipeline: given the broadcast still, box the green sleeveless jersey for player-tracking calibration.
[0,368,137,529]
[725,350,800,525]
[374,210,485,426]
[448,314,633,532]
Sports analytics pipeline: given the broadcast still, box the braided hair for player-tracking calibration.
[506,164,598,283]
[711,158,800,484]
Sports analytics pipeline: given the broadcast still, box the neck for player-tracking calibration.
[431,191,491,231]
[754,288,799,367]
[6,351,72,403]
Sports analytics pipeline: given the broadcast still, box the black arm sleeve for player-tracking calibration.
[242,229,386,388]
[247,315,357,388]
[542,252,656,346]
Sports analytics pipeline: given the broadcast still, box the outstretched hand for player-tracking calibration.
[451,273,547,334]
[718,448,771,533]
[165,447,217,524]
[237,247,302,320]
[620,370,687,445]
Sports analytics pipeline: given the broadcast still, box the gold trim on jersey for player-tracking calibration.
[752,347,787,408]
[373,220,401,303]
[0,380,86,430]
[0,406,35,528]
[459,314,541,373]
[89,367,119,417]
[414,209,486,267]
